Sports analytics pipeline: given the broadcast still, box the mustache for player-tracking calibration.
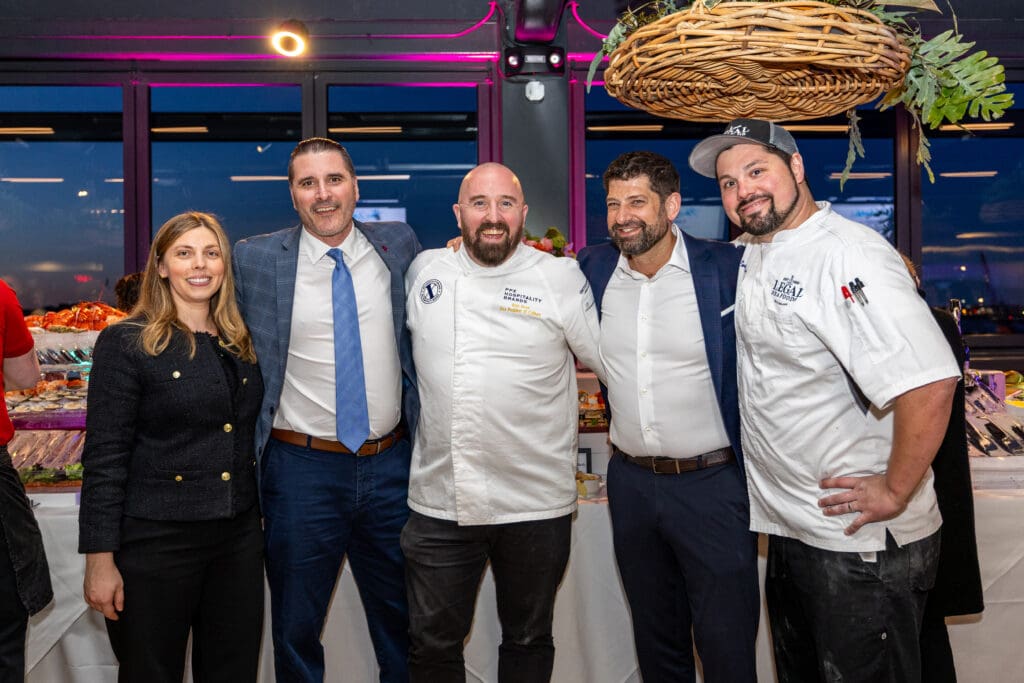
[612,219,647,233]
[738,194,772,211]
[477,221,510,234]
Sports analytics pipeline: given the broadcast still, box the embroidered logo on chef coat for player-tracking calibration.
[771,275,804,305]
[419,279,443,304]
[500,287,543,318]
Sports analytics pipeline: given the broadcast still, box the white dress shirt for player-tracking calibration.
[275,226,402,440]
[600,225,732,458]
[736,202,960,552]
[405,244,603,525]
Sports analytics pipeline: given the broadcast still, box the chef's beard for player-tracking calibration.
[463,220,522,266]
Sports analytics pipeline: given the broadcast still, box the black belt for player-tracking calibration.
[270,425,406,456]
[614,445,735,474]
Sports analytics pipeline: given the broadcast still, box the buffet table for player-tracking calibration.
[25,490,1024,683]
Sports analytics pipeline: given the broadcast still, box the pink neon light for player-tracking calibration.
[331,53,498,63]
[44,52,274,62]
[568,52,604,63]
[358,82,480,88]
[52,35,263,41]
[147,82,301,87]
[39,50,498,63]
[46,3,497,43]
[364,2,497,39]
[569,1,608,41]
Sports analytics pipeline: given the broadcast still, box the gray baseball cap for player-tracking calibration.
[689,118,799,179]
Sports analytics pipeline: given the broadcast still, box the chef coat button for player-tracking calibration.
[242,377,248,385]
[174,475,183,482]
[223,423,233,433]
[221,472,231,481]
[172,370,181,379]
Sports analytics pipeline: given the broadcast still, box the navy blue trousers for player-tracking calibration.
[607,453,759,683]
[262,436,411,683]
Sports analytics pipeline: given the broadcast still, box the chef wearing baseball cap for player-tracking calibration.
[690,118,960,682]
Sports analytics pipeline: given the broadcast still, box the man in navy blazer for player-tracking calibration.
[577,151,758,682]
[233,138,420,682]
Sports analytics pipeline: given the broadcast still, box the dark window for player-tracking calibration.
[150,85,302,244]
[0,86,123,310]
[920,84,1024,336]
[327,85,478,249]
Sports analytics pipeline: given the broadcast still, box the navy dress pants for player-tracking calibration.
[607,453,759,683]
[262,436,411,683]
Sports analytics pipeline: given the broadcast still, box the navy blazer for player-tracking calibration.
[232,221,421,460]
[577,232,746,474]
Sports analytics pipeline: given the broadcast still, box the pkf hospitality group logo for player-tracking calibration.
[419,279,443,304]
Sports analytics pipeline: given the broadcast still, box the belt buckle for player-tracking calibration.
[358,432,391,457]
[650,458,680,475]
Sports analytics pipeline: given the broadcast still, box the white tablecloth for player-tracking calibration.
[26,492,1024,682]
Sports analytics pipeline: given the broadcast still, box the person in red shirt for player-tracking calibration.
[0,279,52,682]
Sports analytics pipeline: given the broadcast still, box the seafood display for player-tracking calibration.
[24,301,125,332]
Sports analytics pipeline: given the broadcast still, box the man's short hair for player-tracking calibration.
[602,151,680,201]
[288,137,355,182]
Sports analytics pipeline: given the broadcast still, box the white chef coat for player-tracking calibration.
[736,202,960,552]
[405,244,603,525]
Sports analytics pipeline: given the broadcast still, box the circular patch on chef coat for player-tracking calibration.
[419,279,443,304]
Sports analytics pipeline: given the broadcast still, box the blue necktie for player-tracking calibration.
[326,248,370,451]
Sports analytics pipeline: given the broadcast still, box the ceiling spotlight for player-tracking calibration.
[271,20,309,57]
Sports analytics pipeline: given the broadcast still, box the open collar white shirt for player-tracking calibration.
[275,225,402,440]
[405,244,603,525]
[600,225,732,458]
[736,203,959,552]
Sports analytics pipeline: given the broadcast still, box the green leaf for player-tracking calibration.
[839,110,866,191]
[585,51,605,93]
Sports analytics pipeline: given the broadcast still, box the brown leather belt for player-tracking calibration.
[270,426,406,456]
[614,445,734,474]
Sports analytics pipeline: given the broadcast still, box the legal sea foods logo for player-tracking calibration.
[771,275,804,305]
[725,123,750,137]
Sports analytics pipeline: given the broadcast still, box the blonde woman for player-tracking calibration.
[79,212,264,682]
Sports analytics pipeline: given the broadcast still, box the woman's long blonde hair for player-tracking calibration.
[134,211,256,363]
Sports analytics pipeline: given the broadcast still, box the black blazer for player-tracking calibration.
[928,308,984,616]
[79,321,264,553]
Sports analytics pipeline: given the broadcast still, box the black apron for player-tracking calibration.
[0,445,53,615]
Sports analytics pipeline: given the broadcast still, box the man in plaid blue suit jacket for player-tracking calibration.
[233,137,420,683]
